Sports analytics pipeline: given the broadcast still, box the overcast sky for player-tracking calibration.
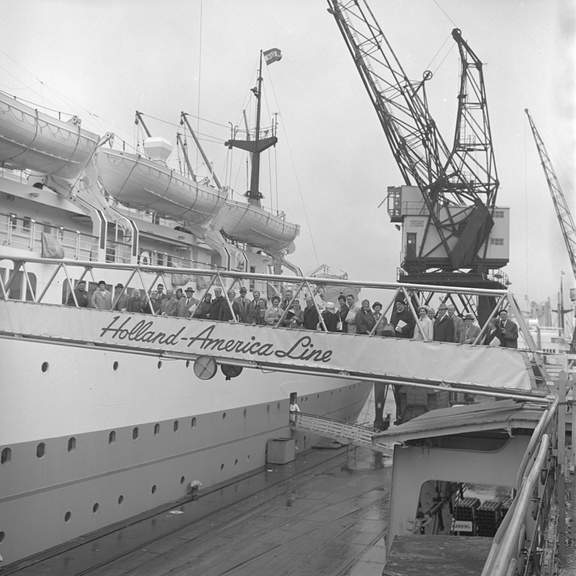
[1,0,573,308]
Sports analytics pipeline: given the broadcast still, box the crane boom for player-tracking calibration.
[525,109,576,277]
[328,0,506,280]
[449,29,499,211]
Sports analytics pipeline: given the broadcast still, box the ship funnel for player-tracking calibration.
[143,137,173,163]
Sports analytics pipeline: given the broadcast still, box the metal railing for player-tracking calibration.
[0,211,98,259]
[481,371,574,576]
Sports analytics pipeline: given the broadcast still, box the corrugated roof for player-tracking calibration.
[373,399,544,444]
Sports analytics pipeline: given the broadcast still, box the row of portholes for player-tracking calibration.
[2,393,301,465]
[109,416,199,445]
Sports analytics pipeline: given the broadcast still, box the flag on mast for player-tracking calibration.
[263,48,282,65]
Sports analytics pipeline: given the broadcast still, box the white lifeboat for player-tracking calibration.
[95,140,228,226]
[215,198,300,253]
[0,91,100,178]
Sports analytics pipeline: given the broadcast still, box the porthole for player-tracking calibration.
[234,458,238,466]
[222,412,226,419]
[266,405,270,413]
[132,427,139,440]
[92,503,99,513]
[1,447,11,464]
[0,531,4,543]
[64,511,71,522]
[276,402,281,410]
[154,423,160,435]
[108,431,116,444]
[118,495,124,505]
[36,442,45,458]
[180,475,185,485]
[316,394,320,399]
[220,463,224,470]
[191,417,197,428]
[41,362,49,373]
[157,361,162,369]
[67,437,76,452]
[173,420,179,432]
[243,408,247,418]
[151,484,157,494]
[113,361,119,371]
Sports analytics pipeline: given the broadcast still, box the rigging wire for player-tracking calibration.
[265,71,320,268]
[432,0,457,27]
[196,0,204,170]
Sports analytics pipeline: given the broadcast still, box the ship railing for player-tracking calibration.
[0,253,552,380]
[481,370,574,576]
[0,212,98,260]
[105,241,131,264]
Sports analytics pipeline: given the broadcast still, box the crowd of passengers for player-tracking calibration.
[67,281,518,348]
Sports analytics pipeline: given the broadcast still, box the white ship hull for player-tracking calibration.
[0,334,370,566]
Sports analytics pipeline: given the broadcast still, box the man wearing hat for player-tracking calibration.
[433,302,455,342]
[234,286,251,323]
[179,286,199,318]
[459,313,481,344]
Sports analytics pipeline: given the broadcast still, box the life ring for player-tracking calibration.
[139,250,151,265]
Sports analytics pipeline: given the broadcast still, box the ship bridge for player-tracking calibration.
[0,254,551,404]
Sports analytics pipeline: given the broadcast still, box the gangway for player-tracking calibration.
[294,413,394,455]
[0,254,552,403]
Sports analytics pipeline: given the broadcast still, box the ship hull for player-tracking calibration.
[0,336,370,566]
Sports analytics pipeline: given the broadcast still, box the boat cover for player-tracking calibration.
[0,91,100,178]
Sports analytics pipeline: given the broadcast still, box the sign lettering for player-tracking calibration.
[99,315,333,364]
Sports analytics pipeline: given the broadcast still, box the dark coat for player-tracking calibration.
[303,306,320,330]
[391,308,415,338]
[321,310,340,332]
[433,313,455,342]
[355,308,376,334]
[497,319,518,348]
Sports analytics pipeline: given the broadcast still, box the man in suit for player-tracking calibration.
[459,313,481,344]
[497,309,518,348]
[433,303,455,342]
[179,286,199,318]
[234,286,251,323]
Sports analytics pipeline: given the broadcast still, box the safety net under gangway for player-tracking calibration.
[0,300,545,401]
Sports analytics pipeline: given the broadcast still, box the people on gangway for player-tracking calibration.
[60,279,522,351]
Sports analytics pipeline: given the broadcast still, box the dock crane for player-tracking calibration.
[525,108,576,350]
[327,0,507,288]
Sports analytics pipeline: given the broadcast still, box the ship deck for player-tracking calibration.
[5,446,392,576]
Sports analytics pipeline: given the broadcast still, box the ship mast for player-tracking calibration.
[225,50,277,206]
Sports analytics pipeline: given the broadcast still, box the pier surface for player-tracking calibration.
[8,446,391,576]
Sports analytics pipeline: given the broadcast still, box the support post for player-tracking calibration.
[557,371,567,566]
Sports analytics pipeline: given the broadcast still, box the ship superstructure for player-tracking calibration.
[0,62,369,567]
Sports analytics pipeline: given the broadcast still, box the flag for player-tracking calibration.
[263,48,282,65]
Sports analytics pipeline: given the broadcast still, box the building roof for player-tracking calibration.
[373,399,545,444]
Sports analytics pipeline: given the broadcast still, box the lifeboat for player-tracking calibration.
[0,91,100,178]
[215,198,300,253]
[95,137,228,226]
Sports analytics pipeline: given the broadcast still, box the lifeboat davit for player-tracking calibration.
[0,91,100,178]
[96,137,228,226]
[216,198,300,253]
